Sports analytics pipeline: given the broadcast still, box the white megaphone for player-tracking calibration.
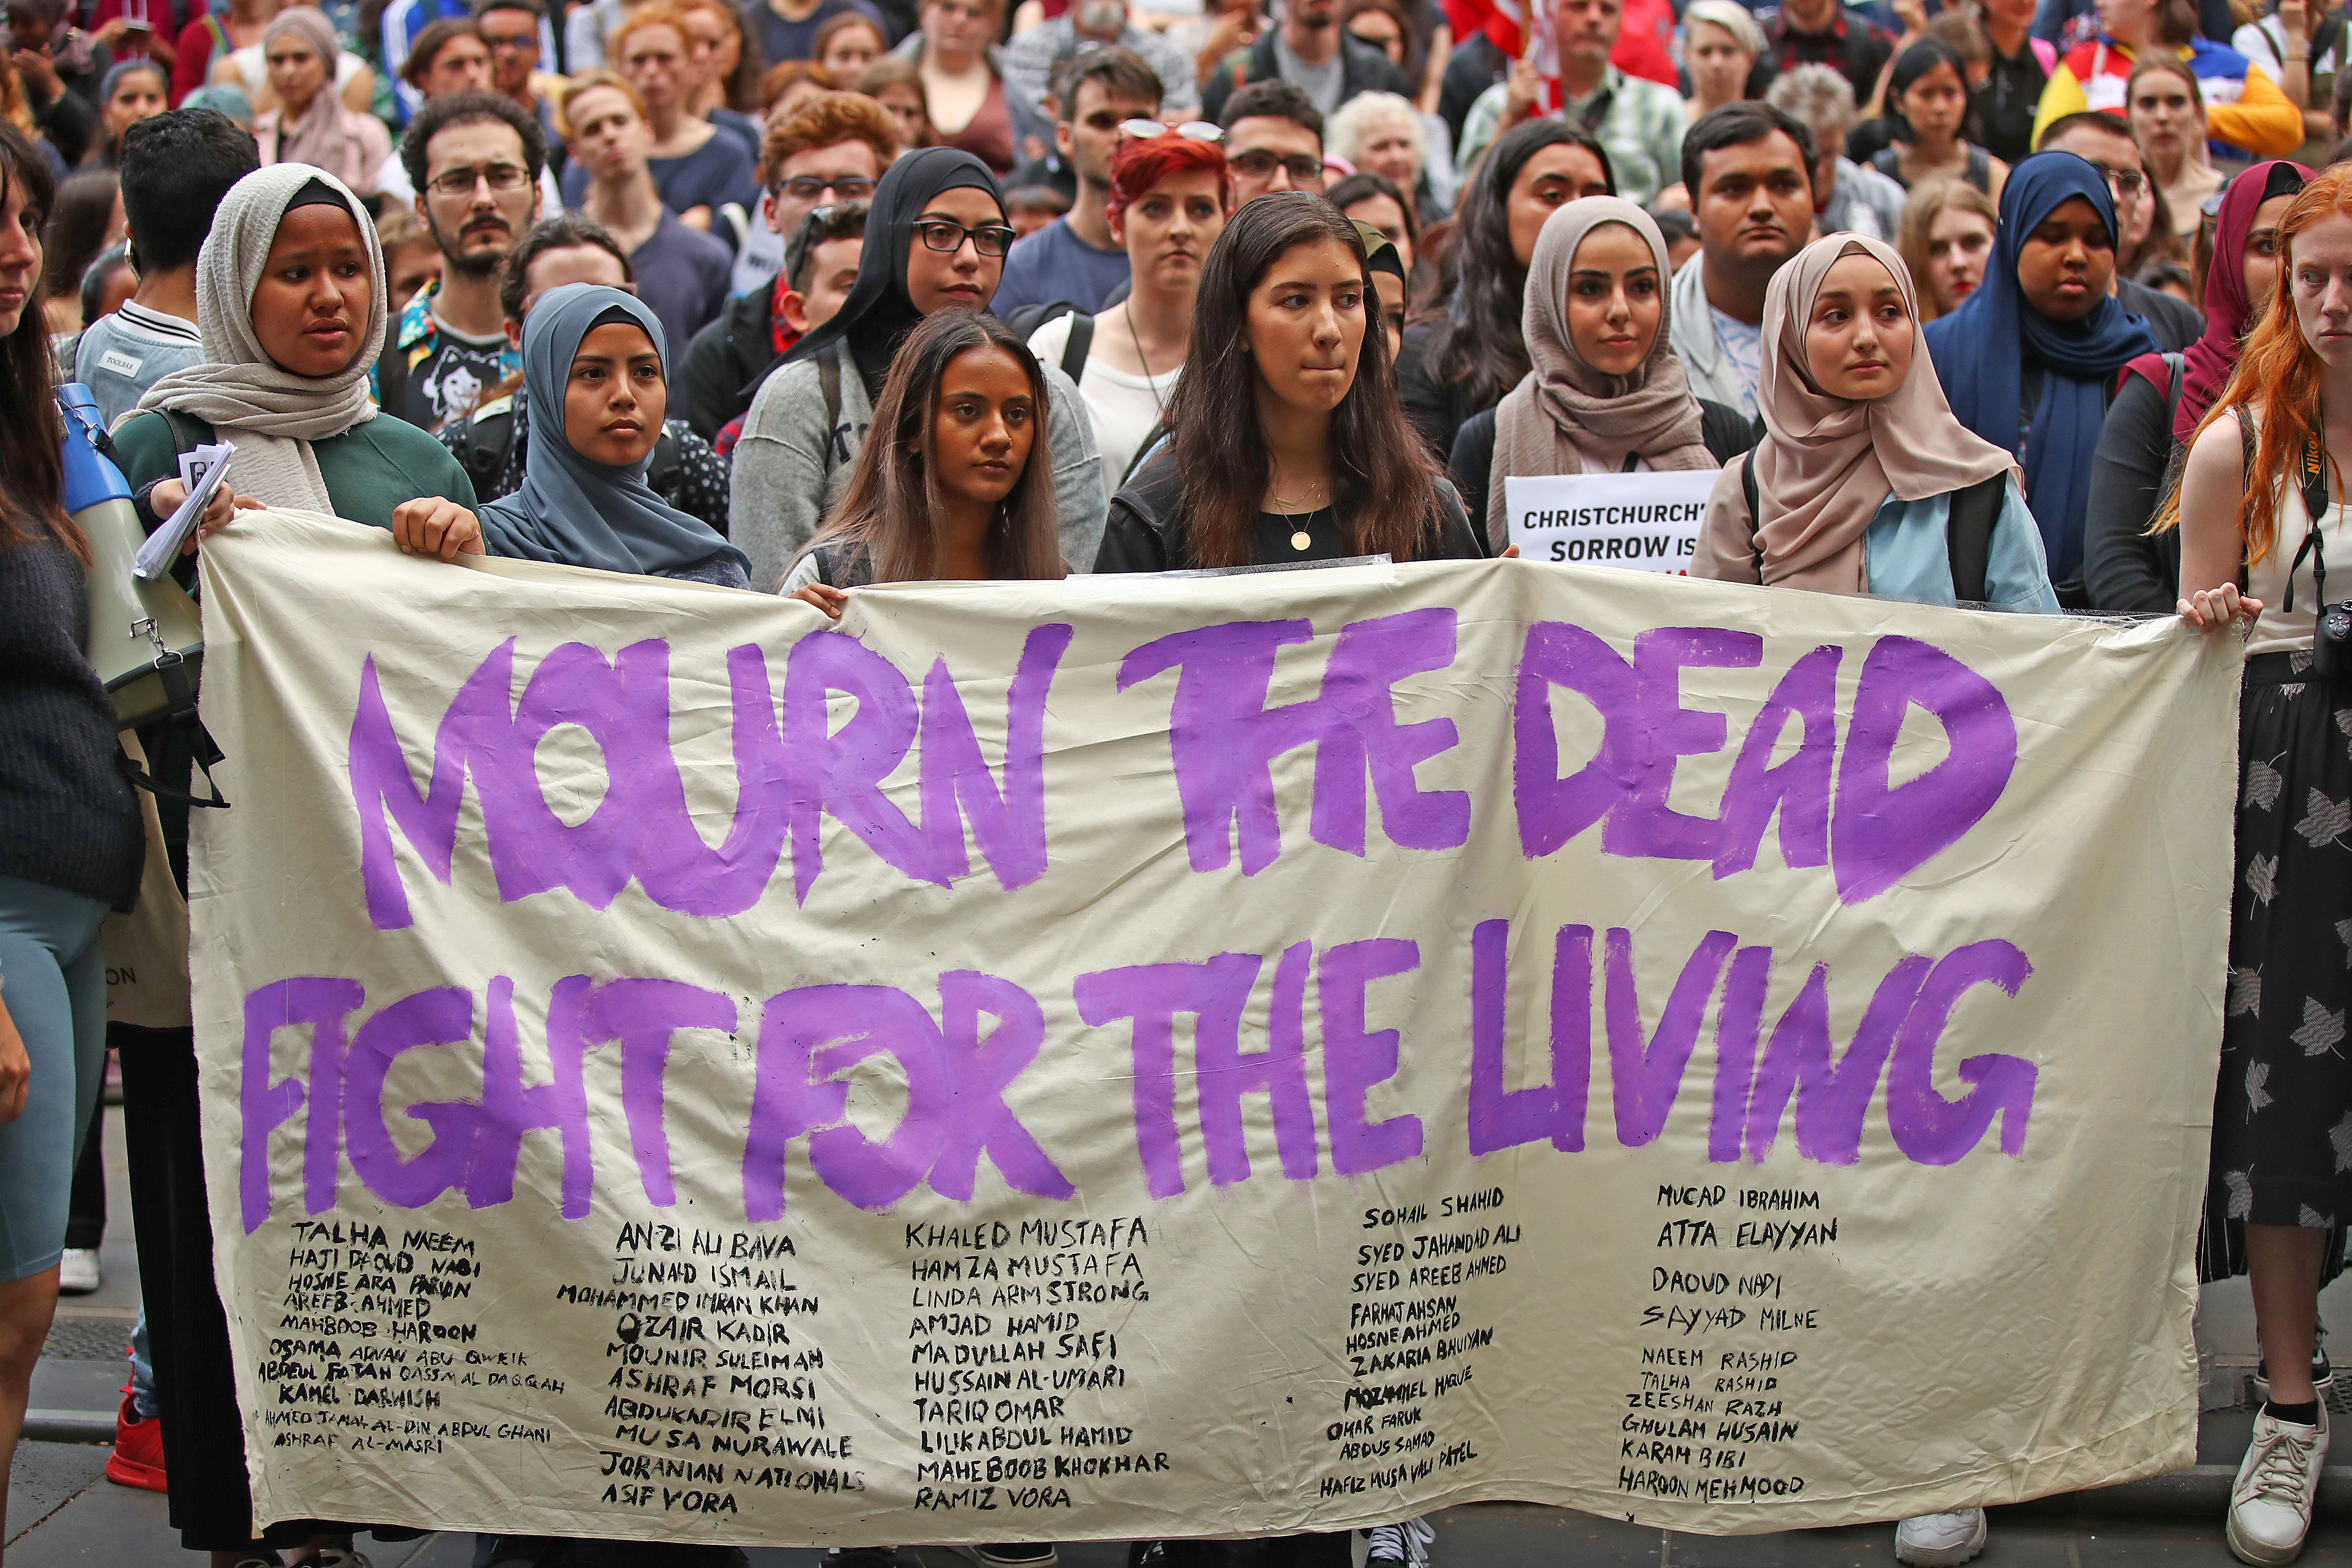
[64,382,205,730]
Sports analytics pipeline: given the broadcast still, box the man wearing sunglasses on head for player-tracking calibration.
[732,145,1110,592]
[680,89,898,439]
[993,47,1167,317]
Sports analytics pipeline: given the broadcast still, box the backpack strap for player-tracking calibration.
[1945,473,2006,604]
[1738,449,1762,575]
[818,349,842,462]
[1062,313,1094,383]
[2160,349,2187,433]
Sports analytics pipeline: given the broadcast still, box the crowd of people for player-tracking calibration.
[5,0,2352,1559]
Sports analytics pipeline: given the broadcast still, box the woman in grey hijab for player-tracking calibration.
[476,281,750,586]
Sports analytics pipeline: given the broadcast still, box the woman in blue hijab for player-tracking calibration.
[1924,150,2161,606]
[476,282,751,588]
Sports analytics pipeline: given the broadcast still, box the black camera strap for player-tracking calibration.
[2287,434,2334,615]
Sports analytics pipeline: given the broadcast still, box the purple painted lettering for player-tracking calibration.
[1832,636,2018,903]
[917,625,1072,889]
[1605,628,1762,861]
[1312,609,1470,855]
[1713,646,1840,879]
[1322,938,1424,1175]
[239,977,362,1233]
[783,634,947,902]
[1196,940,1320,1184]
[1074,955,1262,1197]
[343,986,482,1208]
[933,971,1075,1201]
[349,643,515,931]
[1512,622,1635,857]
[1742,956,1932,1165]
[1605,928,1737,1147]
[1467,920,1587,1155]
[1886,940,2037,1164]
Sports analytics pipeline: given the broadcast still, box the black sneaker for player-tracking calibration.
[1365,1519,1433,1568]
[2252,1347,2336,1404]
[948,1549,1060,1567]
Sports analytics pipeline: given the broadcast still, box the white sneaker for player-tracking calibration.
[56,1248,100,1295]
[1894,1507,1987,1566]
[2231,1403,2331,1564]
[1366,1517,1435,1568]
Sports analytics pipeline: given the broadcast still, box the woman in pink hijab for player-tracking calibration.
[1690,231,2058,612]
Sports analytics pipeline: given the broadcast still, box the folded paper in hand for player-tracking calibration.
[132,442,234,582]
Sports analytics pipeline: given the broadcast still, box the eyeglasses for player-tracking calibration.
[914,217,1017,255]
[1118,117,1222,141]
[777,174,876,199]
[2085,161,2148,198]
[426,162,532,196]
[1228,148,1325,183]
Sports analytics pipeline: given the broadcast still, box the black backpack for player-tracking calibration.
[1738,449,2009,603]
[1002,300,1097,381]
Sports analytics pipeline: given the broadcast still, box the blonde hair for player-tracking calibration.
[1683,0,1764,58]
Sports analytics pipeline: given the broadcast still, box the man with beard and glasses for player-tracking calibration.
[379,89,547,429]
[1200,0,1411,122]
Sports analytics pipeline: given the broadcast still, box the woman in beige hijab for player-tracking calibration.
[252,7,389,196]
[1452,196,1749,552]
[1690,231,2057,611]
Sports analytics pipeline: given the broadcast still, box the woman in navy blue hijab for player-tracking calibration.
[1925,150,2160,604]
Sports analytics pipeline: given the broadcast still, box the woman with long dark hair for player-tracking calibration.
[732,145,1104,591]
[788,307,1062,599]
[1096,191,1483,571]
[1871,39,2009,196]
[0,114,143,1556]
[38,165,115,334]
[2166,162,2352,1568]
[1394,117,1612,462]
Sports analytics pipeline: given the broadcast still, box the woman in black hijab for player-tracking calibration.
[728,145,1106,591]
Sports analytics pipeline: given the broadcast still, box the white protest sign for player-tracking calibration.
[1507,469,1716,573]
[192,512,2236,1547]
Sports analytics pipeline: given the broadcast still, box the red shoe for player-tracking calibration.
[104,1385,166,1492]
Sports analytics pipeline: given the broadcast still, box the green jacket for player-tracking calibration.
[111,407,478,530]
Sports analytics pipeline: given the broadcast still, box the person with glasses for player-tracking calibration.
[992,49,1164,317]
[558,70,734,347]
[2034,109,2205,347]
[472,0,566,153]
[733,145,1107,589]
[376,90,545,428]
[684,89,894,435]
[1221,76,1326,204]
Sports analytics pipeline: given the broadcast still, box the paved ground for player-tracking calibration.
[17,1102,2352,1566]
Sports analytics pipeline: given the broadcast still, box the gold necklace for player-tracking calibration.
[1267,471,1326,551]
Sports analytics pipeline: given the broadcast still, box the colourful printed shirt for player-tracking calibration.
[375,279,518,433]
[1455,63,1687,204]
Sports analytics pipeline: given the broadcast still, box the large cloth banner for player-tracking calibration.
[193,511,2237,1546]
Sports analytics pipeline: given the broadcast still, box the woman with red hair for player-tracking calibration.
[1025,126,1228,487]
[2170,162,2352,1566]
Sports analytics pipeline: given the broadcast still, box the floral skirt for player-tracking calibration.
[2202,650,2352,1281]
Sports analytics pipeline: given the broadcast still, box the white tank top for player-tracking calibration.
[2245,459,2352,655]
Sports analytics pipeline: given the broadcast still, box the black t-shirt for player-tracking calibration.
[387,328,509,429]
[1094,450,1488,573]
